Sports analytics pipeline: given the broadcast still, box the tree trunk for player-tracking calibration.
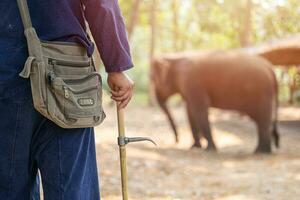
[148,0,157,106]
[172,0,179,51]
[239,0,252,47]
[127,0,141,40]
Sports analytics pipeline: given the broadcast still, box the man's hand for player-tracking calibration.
[107,72,134,108]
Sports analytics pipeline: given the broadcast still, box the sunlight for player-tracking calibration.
[295,174,300,181]
[216,194,260,200]
[256,0,287,9]
[215,130,244,148]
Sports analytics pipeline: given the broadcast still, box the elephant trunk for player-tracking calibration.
[156,93,179,143]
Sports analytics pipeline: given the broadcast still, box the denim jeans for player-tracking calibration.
[0,80,100,200]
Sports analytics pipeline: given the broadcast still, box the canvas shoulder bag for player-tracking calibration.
[17,0,106,128]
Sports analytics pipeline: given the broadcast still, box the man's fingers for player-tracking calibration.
[111,89,131,101]
[107,72,134,107]
[119,94,132,108]
[111,84,134,98]
[113,89,133,108]
[109,78,134,108]
[110,89,127,97]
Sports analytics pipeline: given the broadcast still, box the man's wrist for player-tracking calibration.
[105,61,134,73]
[108,72,124,77]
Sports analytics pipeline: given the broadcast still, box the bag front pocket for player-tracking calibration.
[48,72,104,127]
[48,58,93,78]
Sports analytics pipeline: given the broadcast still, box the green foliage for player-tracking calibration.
[118,0,300,104]
[253,0,300,42]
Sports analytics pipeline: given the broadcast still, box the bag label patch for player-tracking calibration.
[78,98,95,106]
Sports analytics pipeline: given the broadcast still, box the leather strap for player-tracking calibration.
[17,0,33,29]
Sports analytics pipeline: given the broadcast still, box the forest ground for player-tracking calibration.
[95,105,300,200]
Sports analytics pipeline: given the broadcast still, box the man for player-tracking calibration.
[0,0,134,199]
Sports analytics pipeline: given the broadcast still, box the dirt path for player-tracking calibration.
[95,106,300,200]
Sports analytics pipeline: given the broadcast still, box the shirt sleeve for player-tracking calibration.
[82,0,134,72]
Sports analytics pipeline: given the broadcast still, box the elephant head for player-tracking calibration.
[151,57,180,143]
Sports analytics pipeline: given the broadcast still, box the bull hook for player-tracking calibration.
[116,105,156,200]
[118,136,157,146]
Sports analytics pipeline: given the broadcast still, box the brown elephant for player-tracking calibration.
[151,51,279,153]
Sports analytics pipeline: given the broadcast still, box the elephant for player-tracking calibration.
[151,50,279,153]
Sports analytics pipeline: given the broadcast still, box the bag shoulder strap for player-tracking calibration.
[17,0,33,29]
[16,0,43,62]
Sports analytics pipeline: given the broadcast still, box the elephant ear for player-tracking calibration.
[164,57,190,92]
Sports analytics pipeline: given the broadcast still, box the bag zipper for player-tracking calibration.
[48,58,91,67]
[63,86,70,98]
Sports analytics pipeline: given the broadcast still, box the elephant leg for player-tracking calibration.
[255,124,272,153]
[252,110,273,154]
[198,108,217,151]
[187,101,216,151]
[186,105,201,148]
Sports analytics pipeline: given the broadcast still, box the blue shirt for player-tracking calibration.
[0,0,133,85]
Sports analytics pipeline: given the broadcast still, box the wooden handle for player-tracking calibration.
[117,104,128,200]
[117,106,125,138]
